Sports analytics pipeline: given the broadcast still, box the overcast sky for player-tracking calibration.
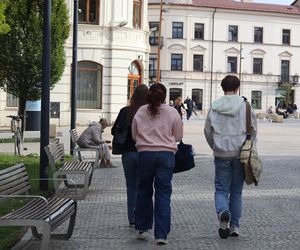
[253,0,294,5]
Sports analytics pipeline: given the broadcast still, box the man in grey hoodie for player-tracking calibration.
[204,75,257,239]
[77,118,113,167]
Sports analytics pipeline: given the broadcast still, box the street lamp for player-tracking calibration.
[239,42,244,95]
[156,0,163,83]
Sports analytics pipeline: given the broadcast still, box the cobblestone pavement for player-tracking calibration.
[2,118,300,249]
[20,155,300,250]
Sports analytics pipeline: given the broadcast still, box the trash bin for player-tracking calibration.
[25,100,41,131]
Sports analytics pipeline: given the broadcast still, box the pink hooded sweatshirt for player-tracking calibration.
[132,103,183,153]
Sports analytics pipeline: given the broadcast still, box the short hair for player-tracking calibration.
[99,118,108,125]
[221,75,240,92]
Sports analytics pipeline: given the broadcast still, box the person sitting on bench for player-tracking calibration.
[77,118,114,168]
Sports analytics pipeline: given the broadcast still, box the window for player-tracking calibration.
[251,91,262,109]
[227,57,237,73]
[133,0,142,29]
[194,23,204,40]
[282,29,290,45]
[172,22,183,39]
[77,61,102,109]
[171,54,183,71]
[228,25,238,42]
[6,93,18,107]
[149,54,157,80]
[193,55,203,72]
[78,0,99,25]
[281,60,290,82]
[254,27,263,43]
[253,58,263,74]
[149,22,159,45]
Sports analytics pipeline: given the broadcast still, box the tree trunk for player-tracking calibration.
[18,98,27,140]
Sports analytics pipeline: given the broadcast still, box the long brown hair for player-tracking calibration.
[147,83,166,118]
[128,84,149,123]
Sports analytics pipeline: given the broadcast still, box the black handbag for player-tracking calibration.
[112,108,129,155]
[174,141,195,173]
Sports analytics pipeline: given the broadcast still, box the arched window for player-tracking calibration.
[78,0,100,25]
[76,61,102,109]
[251,91,262,109]
[133,0,142,29]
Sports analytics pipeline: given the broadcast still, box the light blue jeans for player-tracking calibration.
[122,151,138,224]
[214,157,244,228]
[135,151,175,240]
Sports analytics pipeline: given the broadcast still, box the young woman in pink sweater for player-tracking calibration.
[132,83,183,245]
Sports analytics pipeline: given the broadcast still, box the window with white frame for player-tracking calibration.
[282,29,290,45]
[251,91,262,109]
[6,93,18,107]
[76,61,102,109]
[193,54,203,72]
[254,27,263,43]
[228,25,238,42]
[253,58,263,74]
[194,23,204,40]
[172,22,183,39]
[227,56,237,73]
[149,22,159,45]
[171,54,183,71]
[78,0,99,25]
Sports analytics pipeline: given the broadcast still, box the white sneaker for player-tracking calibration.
[156,239,168,245]
[136,231,150,241]
[230,226,239,237]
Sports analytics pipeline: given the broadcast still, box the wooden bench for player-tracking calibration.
[70,128,102,168]
[44,139,93,199]
[0,163,77,250]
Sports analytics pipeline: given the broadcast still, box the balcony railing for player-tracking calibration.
[277,75,299,85]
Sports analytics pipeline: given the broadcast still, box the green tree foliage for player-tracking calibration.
[0,0,70,122]
[0,1,10,34]
[279,83,293,107]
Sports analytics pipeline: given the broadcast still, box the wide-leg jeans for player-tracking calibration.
[122,151,138,224]
[214,157,244,228]
[135,151,175,240]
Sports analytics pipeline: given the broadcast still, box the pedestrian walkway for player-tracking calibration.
[18,155,300,250]
[2,118,300,249]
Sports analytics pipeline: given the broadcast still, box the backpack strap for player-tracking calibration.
[245,101,252,140]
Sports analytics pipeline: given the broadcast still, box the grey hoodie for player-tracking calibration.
[77,121,105,148]
[204,95,257,158]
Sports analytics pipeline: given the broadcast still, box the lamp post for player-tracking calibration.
[156,0,163,83]
[70,0,78,155]
[239,42,243,95]
[40,0,51,191]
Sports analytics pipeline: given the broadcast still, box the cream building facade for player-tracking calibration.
[148,0,300,113]
[0,0,149,127]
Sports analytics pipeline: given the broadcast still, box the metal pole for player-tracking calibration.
[156,0,163,83]
[239,42,242,95]
[70,0,78,155]
[40,0,51,191]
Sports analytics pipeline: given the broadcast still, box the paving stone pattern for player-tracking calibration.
[22,155,300,250]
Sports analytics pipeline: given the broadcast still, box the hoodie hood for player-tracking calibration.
[212,95,244,116]
[89,121,100,127]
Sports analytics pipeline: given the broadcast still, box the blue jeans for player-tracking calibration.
[135,151,175,240]
[214,157,244,228]
[122,151,138,224]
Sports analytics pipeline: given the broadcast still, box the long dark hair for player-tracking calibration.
[129,84,149,123]
[147,83,166,118]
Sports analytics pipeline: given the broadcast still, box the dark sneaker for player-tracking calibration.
[230,225,239,237]
[218,211,230,239]
[156,239,168,245]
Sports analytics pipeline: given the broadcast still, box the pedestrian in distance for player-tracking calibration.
[77,118,113,168]
[174,96,185,119]
[204,75,257,239]
[132,83,183,245]
[184,96,194,120]
[111,84,149,227]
